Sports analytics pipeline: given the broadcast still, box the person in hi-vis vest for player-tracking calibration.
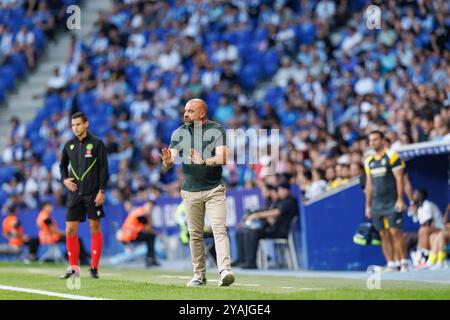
[117,200,159,267]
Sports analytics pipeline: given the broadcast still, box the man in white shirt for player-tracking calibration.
[274,56,306,87]
[15,25,35,69]
[214,40,239,65]
[0,24,13,60]
[410,189,445,267]
[157,43,181,72]
[47,67,66,94]
[315,0,336,21]
[340,26,362,54]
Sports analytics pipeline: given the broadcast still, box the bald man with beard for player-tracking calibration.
[160,99,235,287]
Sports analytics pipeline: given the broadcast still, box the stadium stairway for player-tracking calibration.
[0,0,111,151]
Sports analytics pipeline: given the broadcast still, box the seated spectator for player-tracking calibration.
[46,67,66,95]
[175,200,217,264]
[1,205,39,261]
[0,24,13,64]
[37,202,63,245]
[117,200,160,267]
[304,168,327,200]
[32,1,56,42]
[408,190,447,269]
[232,182,298,269]
[36,202,89,264]
[15,25,36,69]
[274,56,306,87]
[419,204,450,270]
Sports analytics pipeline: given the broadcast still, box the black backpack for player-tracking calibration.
[353,221,381,246]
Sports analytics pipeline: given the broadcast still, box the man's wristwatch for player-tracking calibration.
[201,159,206,166]
[99,189,105,194]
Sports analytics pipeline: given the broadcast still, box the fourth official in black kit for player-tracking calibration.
[59,112,109,280]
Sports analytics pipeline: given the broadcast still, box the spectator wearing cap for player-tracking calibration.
[232,182,299,269]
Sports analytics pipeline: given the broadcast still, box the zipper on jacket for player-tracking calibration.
[78,141,83,194]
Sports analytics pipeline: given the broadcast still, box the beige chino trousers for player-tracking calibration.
[180,183,231,277]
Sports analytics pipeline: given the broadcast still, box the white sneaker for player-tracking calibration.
[416,262,433,271]
[400,260,410,272]
[186,276,207,287]
[429,263,444,271]
[218,270,235,287]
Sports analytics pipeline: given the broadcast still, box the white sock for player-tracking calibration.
[387,261,396,268]
[394,260,401,267]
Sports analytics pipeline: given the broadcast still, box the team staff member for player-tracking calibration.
[117,200,160,268]
[59,112,109,279]
[365,130,408,272]
[234,182,298,269]
[37,202,89,265]
[2,206,39,260]
[160,98,235,287]
[383,136,415,269]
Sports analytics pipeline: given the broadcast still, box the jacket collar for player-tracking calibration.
[74,131,92,144]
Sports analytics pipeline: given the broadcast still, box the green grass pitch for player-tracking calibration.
[0,262,449,300]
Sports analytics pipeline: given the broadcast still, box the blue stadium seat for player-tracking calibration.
[262,49,279,77]
[160,119,181,145]
[108,158,121,175]
[0,85,5,104]
[44,94,64,113]
[254,28,268,42]
[241,42,263,66]
[239,63,261,91]
[204,91,221,116]
[125,64,141,79]
[77,92,96,110]
[96,102,112,116]
[9,53,26,79]
[205,32,221,46]
[33,28,46,52]
[0,166,17,184]
[0,65,17,91]
[125,65,141,93]
[92,124,109,138]
[295,23,316,45]
[235,29,252,45]
[32,142,46,157]
[0,190,8,207]
[39,194,58,206]
[42,151,57,170]
[264,86,285,107]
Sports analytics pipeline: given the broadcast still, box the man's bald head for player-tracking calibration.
[186,99,208,114]
[184,98,208,125]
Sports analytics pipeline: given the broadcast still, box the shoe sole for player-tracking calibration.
[186,279,207,287]
[59,273,80,280]
[186,283,206,287]
[219,273,235,287]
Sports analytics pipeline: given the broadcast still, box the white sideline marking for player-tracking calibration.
[234,283,261,287]
[296,288,325,291]
[158,275,325,290]
[0,284,111,300]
